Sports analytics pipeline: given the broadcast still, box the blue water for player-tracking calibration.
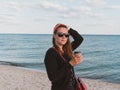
[0,34,120,84]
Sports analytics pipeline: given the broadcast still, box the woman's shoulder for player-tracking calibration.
[46,47,57,54]
[45,47,58,59]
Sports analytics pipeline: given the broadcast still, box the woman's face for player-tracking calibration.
[54,27,69,46]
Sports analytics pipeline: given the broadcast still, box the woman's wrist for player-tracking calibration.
[69,60,73,66]
[69,59,76,66]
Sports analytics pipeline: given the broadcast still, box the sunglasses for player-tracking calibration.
[56,32,69,38]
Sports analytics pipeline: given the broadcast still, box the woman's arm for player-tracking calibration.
[69,28,83,50]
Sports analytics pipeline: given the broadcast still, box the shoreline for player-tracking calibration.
[0,65,120,90]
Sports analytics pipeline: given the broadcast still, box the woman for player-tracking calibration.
[44,23,83,90]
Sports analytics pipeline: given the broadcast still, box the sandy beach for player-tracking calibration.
[0,65,120,90]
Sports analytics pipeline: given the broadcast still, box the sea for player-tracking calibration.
[0,34,120,84]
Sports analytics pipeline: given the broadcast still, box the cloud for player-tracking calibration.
[0,1,38,12]
[39,1,68,11]
[86,0,106,6]
[38,1,104,19]
[0,2,22,11]
[86,12,104,17]
[0,0,106,24]
[0,13,17,24]
[73,6,91,13]
[60,7,104,19]
[85,0,120,10]
[38,1,81,12]
[0,0,119,34]
[105,5,120,9]
[0,1,40,25]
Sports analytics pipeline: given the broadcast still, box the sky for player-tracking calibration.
[0,0,120,34]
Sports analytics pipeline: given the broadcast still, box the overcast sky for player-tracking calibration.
[0,0,120,34]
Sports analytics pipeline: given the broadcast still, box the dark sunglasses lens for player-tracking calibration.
[65,35,69,37]
[58,34,69,37]
[58,34,63,37]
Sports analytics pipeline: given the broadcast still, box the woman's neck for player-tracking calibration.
[58,45,63,51]
[57,45,64,53]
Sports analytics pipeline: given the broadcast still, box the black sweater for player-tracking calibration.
[44,28,83,90]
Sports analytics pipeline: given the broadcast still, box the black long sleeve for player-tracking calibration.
[69,28,83,50]
[44,48,72,82]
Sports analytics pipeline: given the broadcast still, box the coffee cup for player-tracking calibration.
[74,51,81,57]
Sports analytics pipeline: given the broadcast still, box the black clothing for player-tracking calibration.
[44,28,83,90]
